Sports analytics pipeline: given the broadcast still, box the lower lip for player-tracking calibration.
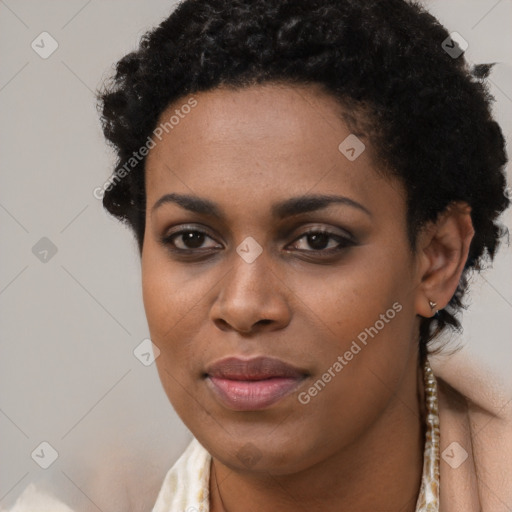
[206,376,303,411]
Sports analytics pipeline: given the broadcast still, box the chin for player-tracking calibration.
[199,425,328,475]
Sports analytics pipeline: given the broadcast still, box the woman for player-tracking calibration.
[7,0,510,510]
[96,0,511,509]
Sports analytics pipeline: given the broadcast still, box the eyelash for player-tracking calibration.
[160,225,356,259]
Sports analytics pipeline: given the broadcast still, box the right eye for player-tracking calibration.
[160,227,223,254]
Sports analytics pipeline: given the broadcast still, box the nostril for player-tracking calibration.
[214,319,231,332]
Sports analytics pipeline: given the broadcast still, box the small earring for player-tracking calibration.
[428,300,437,310]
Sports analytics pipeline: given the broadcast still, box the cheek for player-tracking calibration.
[141,244,200,358]
[140,241,223,379]
[288,246,416,414]
[141,252,204,414]
[290,246,413,346]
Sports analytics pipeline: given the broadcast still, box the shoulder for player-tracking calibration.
[152,437,211,512]
[0,484,74,512]
[431,353,512,510]
[432,352,512,424]
[4,439,211,512]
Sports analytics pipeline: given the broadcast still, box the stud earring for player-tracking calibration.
[428,299,439,317]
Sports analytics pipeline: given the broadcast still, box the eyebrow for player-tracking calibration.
[151,193,371,218]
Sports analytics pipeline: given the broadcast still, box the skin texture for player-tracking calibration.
[141,83,474,511]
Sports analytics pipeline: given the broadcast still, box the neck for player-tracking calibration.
[210,362,426,512]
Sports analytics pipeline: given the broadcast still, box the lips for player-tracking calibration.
[205,356,307,411]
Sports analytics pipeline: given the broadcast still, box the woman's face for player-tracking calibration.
[142,83,424,474]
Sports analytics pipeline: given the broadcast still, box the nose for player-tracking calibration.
[210,249,291,335]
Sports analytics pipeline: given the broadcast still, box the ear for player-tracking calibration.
[414,202,475,318]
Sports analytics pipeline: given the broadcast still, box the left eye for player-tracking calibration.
[288,231,353,252]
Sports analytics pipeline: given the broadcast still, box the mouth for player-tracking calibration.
[204,356,308,411]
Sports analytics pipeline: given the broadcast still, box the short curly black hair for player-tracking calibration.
[97,0,509,356]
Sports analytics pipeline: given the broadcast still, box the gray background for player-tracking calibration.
[1,1,511,510]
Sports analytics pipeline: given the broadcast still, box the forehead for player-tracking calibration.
[144,83,400,216]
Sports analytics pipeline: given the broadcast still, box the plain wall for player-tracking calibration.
[1,1,511,510]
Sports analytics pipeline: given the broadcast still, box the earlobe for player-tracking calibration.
[414,202,474,318]
[428,300,438,315]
